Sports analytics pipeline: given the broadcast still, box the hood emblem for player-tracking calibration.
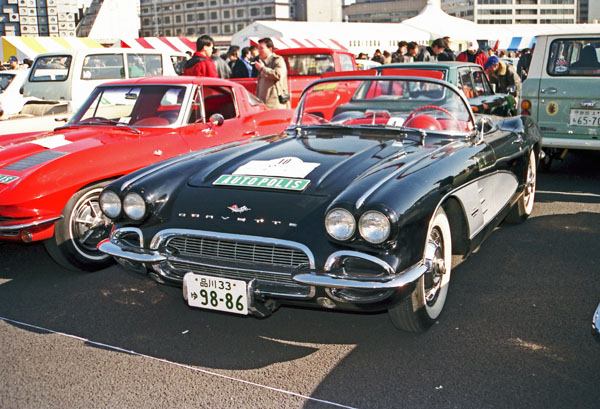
[228,205,251,213]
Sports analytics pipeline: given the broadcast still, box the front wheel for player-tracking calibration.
[44,182,114,272]
[388,208,452,332]
[505,149,536,224]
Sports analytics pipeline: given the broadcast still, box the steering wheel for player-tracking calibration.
[405,105,460,130]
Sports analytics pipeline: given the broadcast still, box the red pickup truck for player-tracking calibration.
[230,47,358,107]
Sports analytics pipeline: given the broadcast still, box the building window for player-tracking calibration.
[250,7,260,17]
[210,0,217,5]
[175,15,182,23]
[198,1,205,6]
[187,28,196,35]
[198,26,206,34]
[236,9,245,18]
[263,6,273,15]
[175,4,181,10]
[236,23,245,31]
[143,18,150,25]
[164,16,171,24]
[210,11,218,19]
[198,12,206,20]
[165,29,171,35]
[176,28,182,35]
[187,13,195,22]
[186,2,195,8]
[223,24,232,33]
[223,9,231,19]
[211,25,219,34]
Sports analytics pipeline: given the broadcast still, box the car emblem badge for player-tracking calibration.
[228,205,251,213]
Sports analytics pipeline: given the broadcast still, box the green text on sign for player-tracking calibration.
[214,175,310,191]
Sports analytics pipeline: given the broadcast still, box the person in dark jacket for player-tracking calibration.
[516,48,532,80]
[416,38,445,62]
[437,36,455,61]
[231,47,253,78]
[183,35,218,78]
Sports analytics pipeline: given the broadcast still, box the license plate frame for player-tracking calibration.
[183,273,248,315]
[569,109,600,127]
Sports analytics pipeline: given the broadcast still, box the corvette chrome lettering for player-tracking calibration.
[214,175,310,191]
[0,175,19,184]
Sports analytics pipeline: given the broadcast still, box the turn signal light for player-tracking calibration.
[521,100,531,110]
[20,230,33,243]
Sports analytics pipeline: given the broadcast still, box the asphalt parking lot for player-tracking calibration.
[1,150,599,409]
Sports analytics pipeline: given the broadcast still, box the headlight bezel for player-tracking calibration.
[99,190,122,219]
[358,210,391,244]
[122,191,147,221]
[325,208,356,241]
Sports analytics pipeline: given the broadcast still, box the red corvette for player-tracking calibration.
[0,76,293,271]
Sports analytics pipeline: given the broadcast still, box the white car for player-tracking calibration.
[0,69,30,119]
[355,59,382,70]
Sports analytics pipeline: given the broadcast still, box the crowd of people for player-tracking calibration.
[361,36,533,97]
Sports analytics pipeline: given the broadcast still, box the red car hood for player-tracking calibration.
[0,125,167,170]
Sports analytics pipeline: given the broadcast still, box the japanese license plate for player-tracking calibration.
[569,109,600,127]
[183,273,248,315]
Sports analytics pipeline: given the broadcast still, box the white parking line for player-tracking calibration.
[537,190,600,198]
[1,316,358,409]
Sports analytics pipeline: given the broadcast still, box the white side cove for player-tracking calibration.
[452,171,519,239]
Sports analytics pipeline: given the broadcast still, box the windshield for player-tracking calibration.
[0,73,16,92]
[30,55,72,82]
[70,84,188,127]
[294,77,473,134]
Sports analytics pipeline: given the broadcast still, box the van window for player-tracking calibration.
[127,54,163,77]
[547,38,600,76]
[283,54,335,76]
[0,73,16,92]
[30,55,72,82]
[81,54,125,80]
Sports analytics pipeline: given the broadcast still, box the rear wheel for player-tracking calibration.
[44,182,114,272]
[388,208,452,332]
[505,149,536,224]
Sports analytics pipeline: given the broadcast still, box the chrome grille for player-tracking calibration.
[169,261,297,285]
[166,236,310,268]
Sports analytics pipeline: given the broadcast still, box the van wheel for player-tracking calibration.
[44,182,114,272]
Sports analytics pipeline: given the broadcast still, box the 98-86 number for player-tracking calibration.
[197,289,245,312]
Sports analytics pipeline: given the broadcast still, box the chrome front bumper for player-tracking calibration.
[98,229,427,292]
[0,215,62,237]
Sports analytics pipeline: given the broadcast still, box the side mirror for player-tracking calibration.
[471,116,493,144]
[208,113,224,127]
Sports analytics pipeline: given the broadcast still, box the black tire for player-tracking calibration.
[505,149,536,224]
[44,181,114,272]
[388,208,452,332]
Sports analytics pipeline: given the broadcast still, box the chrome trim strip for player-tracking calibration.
[324,250,395,275]
[98,240,166,263]
[112,227,144,247]
[166,255,302,278]
[0,216,63,233]
[293,263,427,290]
[149,228,316,269]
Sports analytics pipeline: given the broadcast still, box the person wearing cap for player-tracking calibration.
[484,55,521,96]
[456,40,488,68]
[8,56,19,70]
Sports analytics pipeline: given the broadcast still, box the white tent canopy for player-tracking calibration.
[401,0,480,42]
[231,20,430,56]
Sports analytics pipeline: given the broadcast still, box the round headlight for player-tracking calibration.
[325,208,355,241]
[359,211,390,244]
[99,190,122,219]
[123,192,146,221]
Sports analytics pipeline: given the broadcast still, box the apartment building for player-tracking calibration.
[0,0,79,36]
[442,0,578,25]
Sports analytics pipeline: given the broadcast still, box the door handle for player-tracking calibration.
[242,131,259,137]
[540,88,557,94]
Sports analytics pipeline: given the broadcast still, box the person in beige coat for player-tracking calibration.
[254,37,290,109]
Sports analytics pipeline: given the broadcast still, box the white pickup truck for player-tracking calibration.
[0,48,185,136]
